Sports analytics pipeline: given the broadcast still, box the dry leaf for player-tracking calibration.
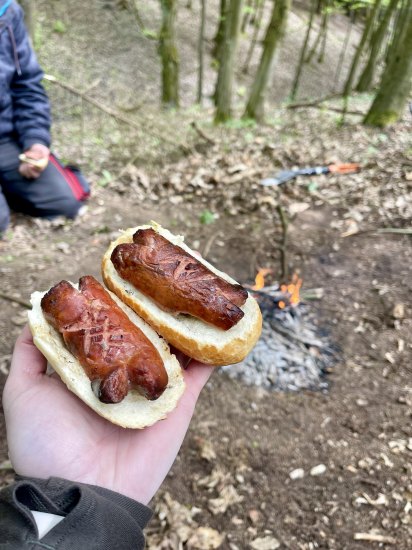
[187,527,225,549]
[194,436,217,462]
[208,485,243,515]
[250,535,280,549]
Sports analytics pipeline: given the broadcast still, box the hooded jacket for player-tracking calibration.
[0,0,51,150]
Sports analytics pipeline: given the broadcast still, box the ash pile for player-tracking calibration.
[221,277,336,392]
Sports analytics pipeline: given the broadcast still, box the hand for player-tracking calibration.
[19,144,50,179]
[3,326,214,504]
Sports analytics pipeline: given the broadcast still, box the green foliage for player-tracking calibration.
[243,5,255,14]
[199,210,216,225]
[98,169,113,187]
[53,20,67,34]
[224,117,256,129]
[142,28,158,39]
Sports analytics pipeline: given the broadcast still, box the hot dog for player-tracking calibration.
[28,276,185,429]
[102,222,262,366]
[40,276,168,403]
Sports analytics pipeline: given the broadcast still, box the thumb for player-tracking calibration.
[4,325,47,397]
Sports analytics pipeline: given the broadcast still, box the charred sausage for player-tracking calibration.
[111,228,248,330]
[41,275,168,403]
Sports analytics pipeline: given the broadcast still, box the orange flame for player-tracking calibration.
[279,273,302,307]
[251,268,273,290]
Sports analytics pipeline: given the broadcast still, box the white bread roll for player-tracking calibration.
[28,284,185,429]
[102,222,262,366]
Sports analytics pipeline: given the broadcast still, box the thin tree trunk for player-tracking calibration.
[212,0,227,61]
[214,0,244,123]
[197,0,206,103]
[306,0,328,64]
[241,0,253,32]
[333,10,353,91]
[290,0,316,100]
[364,0,412,126]
[317,7,329,62]
[356,0,398,91]
[159,0,179,108]
[342,0,382,97]
[242,0,265,74]
[243,0,290,120]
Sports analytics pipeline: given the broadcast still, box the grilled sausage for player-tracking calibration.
[40,275,168,403]
[110,228,248,330]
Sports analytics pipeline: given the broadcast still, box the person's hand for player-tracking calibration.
[19,144,50,179]
[3,326,214,504]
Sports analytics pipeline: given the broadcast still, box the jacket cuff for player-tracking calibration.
[0,476,152,549]
[22,135,51,151]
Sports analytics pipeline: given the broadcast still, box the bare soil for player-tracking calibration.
[1,1,411,548]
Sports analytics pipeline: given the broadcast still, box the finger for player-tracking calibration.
[182,361,215,400]
[7,325,47,388]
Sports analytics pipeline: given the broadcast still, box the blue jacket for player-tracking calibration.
[0,0,51,150]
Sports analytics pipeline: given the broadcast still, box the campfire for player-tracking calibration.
[222,269,336,392]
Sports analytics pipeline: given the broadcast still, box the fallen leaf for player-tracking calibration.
[187,527,225,549]
[194,436,217,462]
[208,485,243,515]
[250,535,280,549]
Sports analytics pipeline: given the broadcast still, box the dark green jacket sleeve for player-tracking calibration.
[0,477,152,549]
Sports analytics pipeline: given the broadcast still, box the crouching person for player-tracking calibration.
[0,0,89,236]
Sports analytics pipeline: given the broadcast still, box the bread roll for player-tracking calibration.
[102,223,262,365]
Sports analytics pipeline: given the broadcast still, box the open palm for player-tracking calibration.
[3,326,213,504]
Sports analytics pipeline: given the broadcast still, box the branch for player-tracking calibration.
[0,292,31,309]
[44,74,190,153]
[190,121,215,145]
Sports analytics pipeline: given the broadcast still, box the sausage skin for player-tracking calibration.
[41,275,168,403]
[110,228,248,330]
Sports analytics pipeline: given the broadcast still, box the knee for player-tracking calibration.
[58,198,86,220]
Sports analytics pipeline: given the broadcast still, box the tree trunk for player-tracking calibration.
[242,0,265,74]
[364,0,412,126]
[305,0,329,64]
[197,0,206,103]
[212,0,227,61]
[333,10,353,91]
[214,0,244,123]
[356,0,398,91]
[20,0,35,39]
[241,0,253,32]
[290,0,316,100]
[243,0,290,120]
[342,0,382,97]
[159,0,179,108]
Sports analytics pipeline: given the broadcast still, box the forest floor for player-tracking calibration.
[0,108,411,549]
[1,1,412,548]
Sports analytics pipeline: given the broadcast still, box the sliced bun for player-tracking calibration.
[28,283,185,429]
[102,222,262,365]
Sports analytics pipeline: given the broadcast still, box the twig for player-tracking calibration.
[0,292,31,309]
[289,101,363,116]
[44,74,190,153]
[287,92,342,109]
[276,205,288,280]
[343,227,412,238]
[354,533,396,544]
[202,231,222,258]
[190,121,215,145]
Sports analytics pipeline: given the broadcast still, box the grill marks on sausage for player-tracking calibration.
[111,228,248,330]
[40,276,168,404]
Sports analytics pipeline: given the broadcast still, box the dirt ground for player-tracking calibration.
[1,2,411,547]
[0,130,411,549]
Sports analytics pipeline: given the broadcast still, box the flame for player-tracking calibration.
[289,273,302,305]
[251,268,273,290]
[279,273,302,307]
